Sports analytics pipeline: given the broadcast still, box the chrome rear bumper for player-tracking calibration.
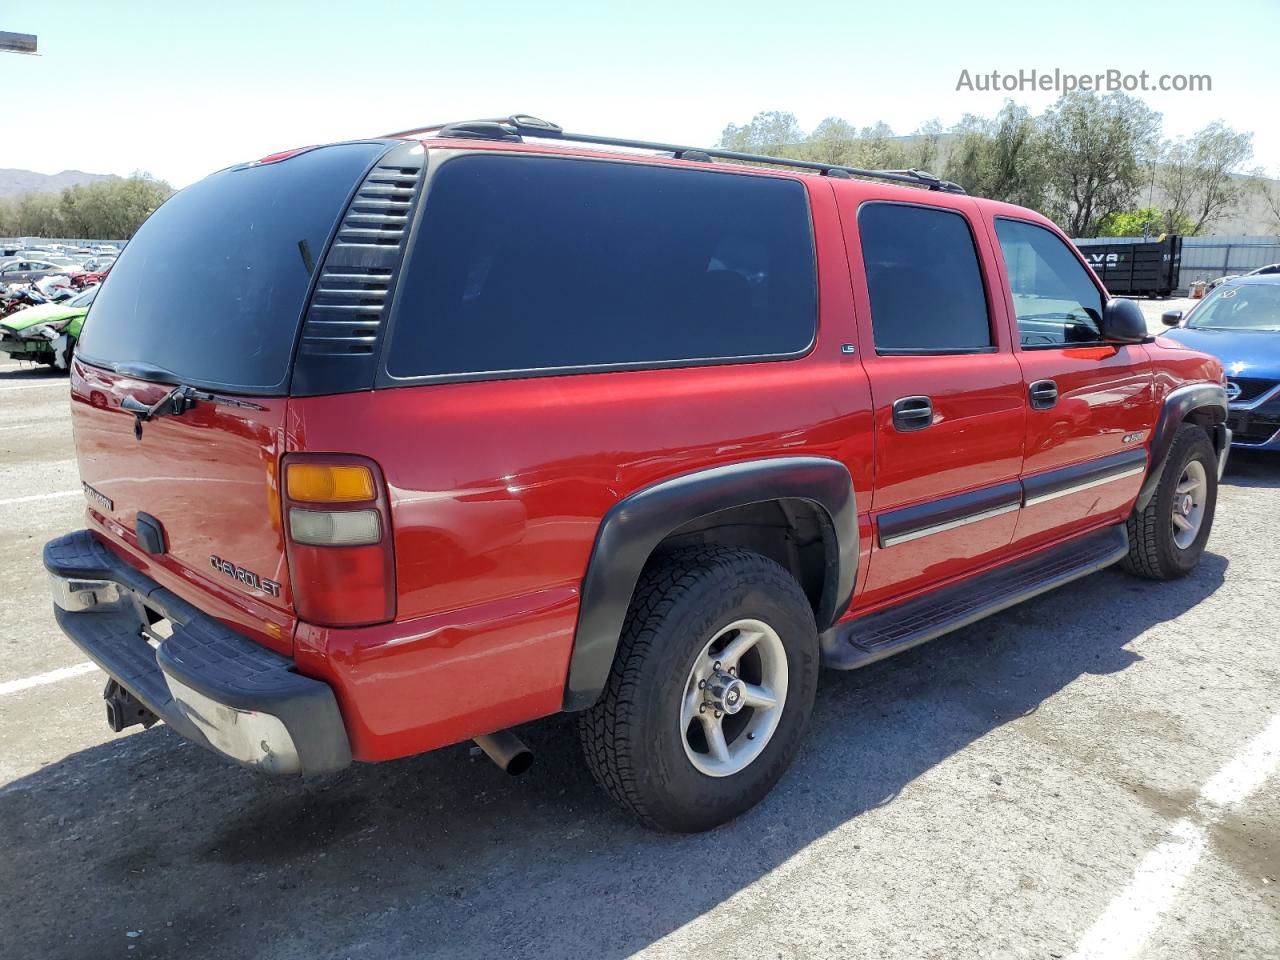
[44,531,350,775]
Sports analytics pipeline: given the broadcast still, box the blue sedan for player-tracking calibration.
[1161,275,1280,450]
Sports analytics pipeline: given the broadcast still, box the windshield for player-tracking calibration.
[76,141,387,393]
[1187,284,1280,332]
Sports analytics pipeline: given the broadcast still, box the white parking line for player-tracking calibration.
[0,662,98,697]
[0,490,80,507]
[1199,715,1280,808]
[0,381,67,391]
[1068,714,1280,960]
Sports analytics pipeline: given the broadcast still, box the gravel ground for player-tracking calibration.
[0,317,1276,960]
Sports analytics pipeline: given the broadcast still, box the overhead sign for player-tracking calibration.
[0,32,37,54]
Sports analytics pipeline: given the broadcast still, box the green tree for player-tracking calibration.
[1253,174,1280,233]
[717,111,805,154]
[847,122,909,170]
[1158,122,1253,234]
[13,191,64,237]
[942,102,1048,209]
[0,173,172,240]
[909,119,945,174]
[1040,92,1162,237]
[806,116,859,164]
[1096,206,1193,237]
[0,197,17,236]
[711,100,1264,239]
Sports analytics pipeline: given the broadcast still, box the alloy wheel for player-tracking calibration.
[1171,459,1207,550]
[679,618,788,778]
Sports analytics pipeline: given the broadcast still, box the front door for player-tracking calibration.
[989,216,1154,550]
[839,195,1026,610]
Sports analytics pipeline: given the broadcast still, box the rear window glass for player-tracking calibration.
[858,202,992,353]
[77,141,386,393]
[385,155,816,379]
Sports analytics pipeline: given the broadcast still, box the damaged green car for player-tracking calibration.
[0,285,98,368]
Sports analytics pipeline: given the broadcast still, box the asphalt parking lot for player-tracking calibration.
[1,300,1276,960]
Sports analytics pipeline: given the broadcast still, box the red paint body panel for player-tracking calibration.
[294,587,579,761]
[1010,345,1154,547]
[68,358,295,654]
[1146,334,1227,401]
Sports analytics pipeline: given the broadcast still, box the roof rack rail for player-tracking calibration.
[383,114,966,194]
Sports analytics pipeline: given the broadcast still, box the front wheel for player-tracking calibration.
[579,546,819,832]
[1123,424,1218,579]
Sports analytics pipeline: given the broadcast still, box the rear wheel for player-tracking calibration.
[579,546,818,832]
[1123,424,1218,579]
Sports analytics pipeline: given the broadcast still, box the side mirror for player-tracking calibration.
[1101,298,1149,343]
[1161,309,1183,327]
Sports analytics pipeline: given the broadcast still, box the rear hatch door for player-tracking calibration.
[71,141,392,653]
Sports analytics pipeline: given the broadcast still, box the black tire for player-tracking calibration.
[1123,424,1218,580]
[578,546,819,832]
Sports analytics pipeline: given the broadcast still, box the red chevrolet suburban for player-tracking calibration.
[45,116,1229,832]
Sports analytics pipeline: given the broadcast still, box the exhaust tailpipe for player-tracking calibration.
[473,730,534,775]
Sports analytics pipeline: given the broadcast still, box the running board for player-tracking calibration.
[820,524,1130,670]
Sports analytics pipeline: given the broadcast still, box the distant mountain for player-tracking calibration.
[0,168,118,199]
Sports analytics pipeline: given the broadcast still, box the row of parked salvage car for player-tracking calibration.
[0,240,116,367]
[1,240,119,279]
[0,275,101,369]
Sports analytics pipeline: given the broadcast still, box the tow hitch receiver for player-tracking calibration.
[104,679,158,733]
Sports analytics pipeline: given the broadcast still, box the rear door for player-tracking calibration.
[989,216,1154,550]
[69,140,392,652]
[838,195,1025,609]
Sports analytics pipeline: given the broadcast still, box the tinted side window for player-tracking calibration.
[386,155,816,379]
[858,203,992,353]
[994,219,1105,347]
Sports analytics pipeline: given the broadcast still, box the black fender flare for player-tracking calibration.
[1136,382,1227,510]
[562,457,859,711]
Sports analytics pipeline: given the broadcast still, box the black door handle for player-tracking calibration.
[1029,379,1058,410]
[892,395,933,432]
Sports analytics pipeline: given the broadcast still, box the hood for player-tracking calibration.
[1,302,86,332]
[1159,326,1280,381]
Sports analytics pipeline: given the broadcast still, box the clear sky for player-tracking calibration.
[4,0,1277,187]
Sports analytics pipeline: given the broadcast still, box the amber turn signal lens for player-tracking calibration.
[286,464,375,503]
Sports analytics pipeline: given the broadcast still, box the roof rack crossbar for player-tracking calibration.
[384,115,966,194]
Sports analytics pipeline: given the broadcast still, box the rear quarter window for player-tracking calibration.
[383,154,817,380]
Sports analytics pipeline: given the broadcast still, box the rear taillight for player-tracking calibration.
[282,455,395,627]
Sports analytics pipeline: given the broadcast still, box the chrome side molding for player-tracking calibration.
[878,450,1149,548]
[1023,464,1146,507]
[880,501,1020,548]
